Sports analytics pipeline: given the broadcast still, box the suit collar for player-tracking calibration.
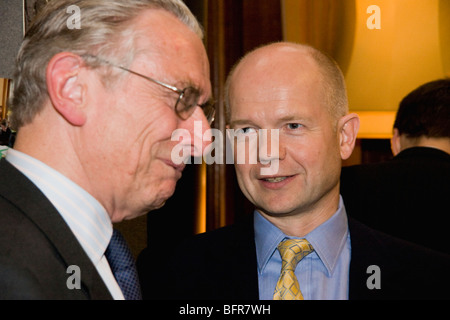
[219,210,392,300]
[254,197,349,277]
[347,218,402,300]
[0,159,112,299]
[5,149,112,266]
[226,213,260,299]
[394,146,450,161]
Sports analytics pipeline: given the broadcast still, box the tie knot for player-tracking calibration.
[278,239,314,271]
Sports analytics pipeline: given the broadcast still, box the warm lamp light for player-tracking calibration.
[282,0,450,138]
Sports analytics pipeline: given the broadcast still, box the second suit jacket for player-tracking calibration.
[340,147,450,254]
[138,212,450,300]
[0,159,112,299]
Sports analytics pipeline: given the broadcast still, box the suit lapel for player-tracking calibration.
[0,159,112,299]
[348,218,407,300]
[348,218,379,299]
[228,214,260,299]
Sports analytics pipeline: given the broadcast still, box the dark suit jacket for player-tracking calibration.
[340,147,450,254]
[0,159,112,299]
[138,213,450,300]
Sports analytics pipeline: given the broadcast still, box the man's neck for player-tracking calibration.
[257,191,340,237]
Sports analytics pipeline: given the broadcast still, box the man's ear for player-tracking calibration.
[338,113,360,160]
[46,52,87,126]
[391,128,402,156]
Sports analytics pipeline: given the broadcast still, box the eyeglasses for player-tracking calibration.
[83,55,215,124]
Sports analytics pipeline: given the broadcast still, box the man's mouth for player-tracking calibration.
[258,175,295,190]
[163,159,186,173]
[262,176,288,183]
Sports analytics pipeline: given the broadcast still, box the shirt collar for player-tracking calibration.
[6,149,112,265]
[254,196,349,277]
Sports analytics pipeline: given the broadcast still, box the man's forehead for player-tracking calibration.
[231,68,322,104]
[131,10,210,90]
[240,45,315,69]
[230,96,316,121]
[232,58,319,95]
[229,79,327,124]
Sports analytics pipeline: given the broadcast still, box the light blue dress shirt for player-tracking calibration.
[6,149,124,299]
[254,196,351,300]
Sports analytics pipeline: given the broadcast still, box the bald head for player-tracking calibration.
[225,42,348,124]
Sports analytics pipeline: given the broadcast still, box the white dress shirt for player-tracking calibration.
[6,149,124,300]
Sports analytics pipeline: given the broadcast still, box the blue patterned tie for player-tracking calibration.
[105,229,142,300]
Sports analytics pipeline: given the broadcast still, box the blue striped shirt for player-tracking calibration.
[255,196,351,300]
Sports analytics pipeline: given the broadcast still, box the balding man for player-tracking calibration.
[140,43,450,300]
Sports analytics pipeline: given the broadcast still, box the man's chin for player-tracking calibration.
[152,199,167,210]
[256,203,301,218]
[149,184,177,211]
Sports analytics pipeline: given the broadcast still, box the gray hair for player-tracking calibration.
[224,42,348,125]
[10,0,203,130]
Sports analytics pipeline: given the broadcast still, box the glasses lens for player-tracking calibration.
[202,102,216,124]
[175,87,198,119]
[176,87,215,124]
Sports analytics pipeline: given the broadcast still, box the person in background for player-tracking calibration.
[139,43,450,300]
[0,119,12,146]
[341,79,450,255]
[0,0,214,300]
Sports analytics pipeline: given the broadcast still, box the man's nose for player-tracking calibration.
[258,129,284,164]
[177,107,212,158]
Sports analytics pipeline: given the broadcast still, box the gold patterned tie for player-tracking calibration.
[273,239,314,300]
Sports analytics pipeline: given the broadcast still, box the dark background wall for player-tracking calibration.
[0,0,24,79]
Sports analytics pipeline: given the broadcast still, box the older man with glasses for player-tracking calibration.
[0,0,213,300]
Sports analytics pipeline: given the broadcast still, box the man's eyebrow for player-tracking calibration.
[278,115,312,124]
[277,115,299,122]
[201,96,215,105]
[229,119,256,128]
[179,80,211,98]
